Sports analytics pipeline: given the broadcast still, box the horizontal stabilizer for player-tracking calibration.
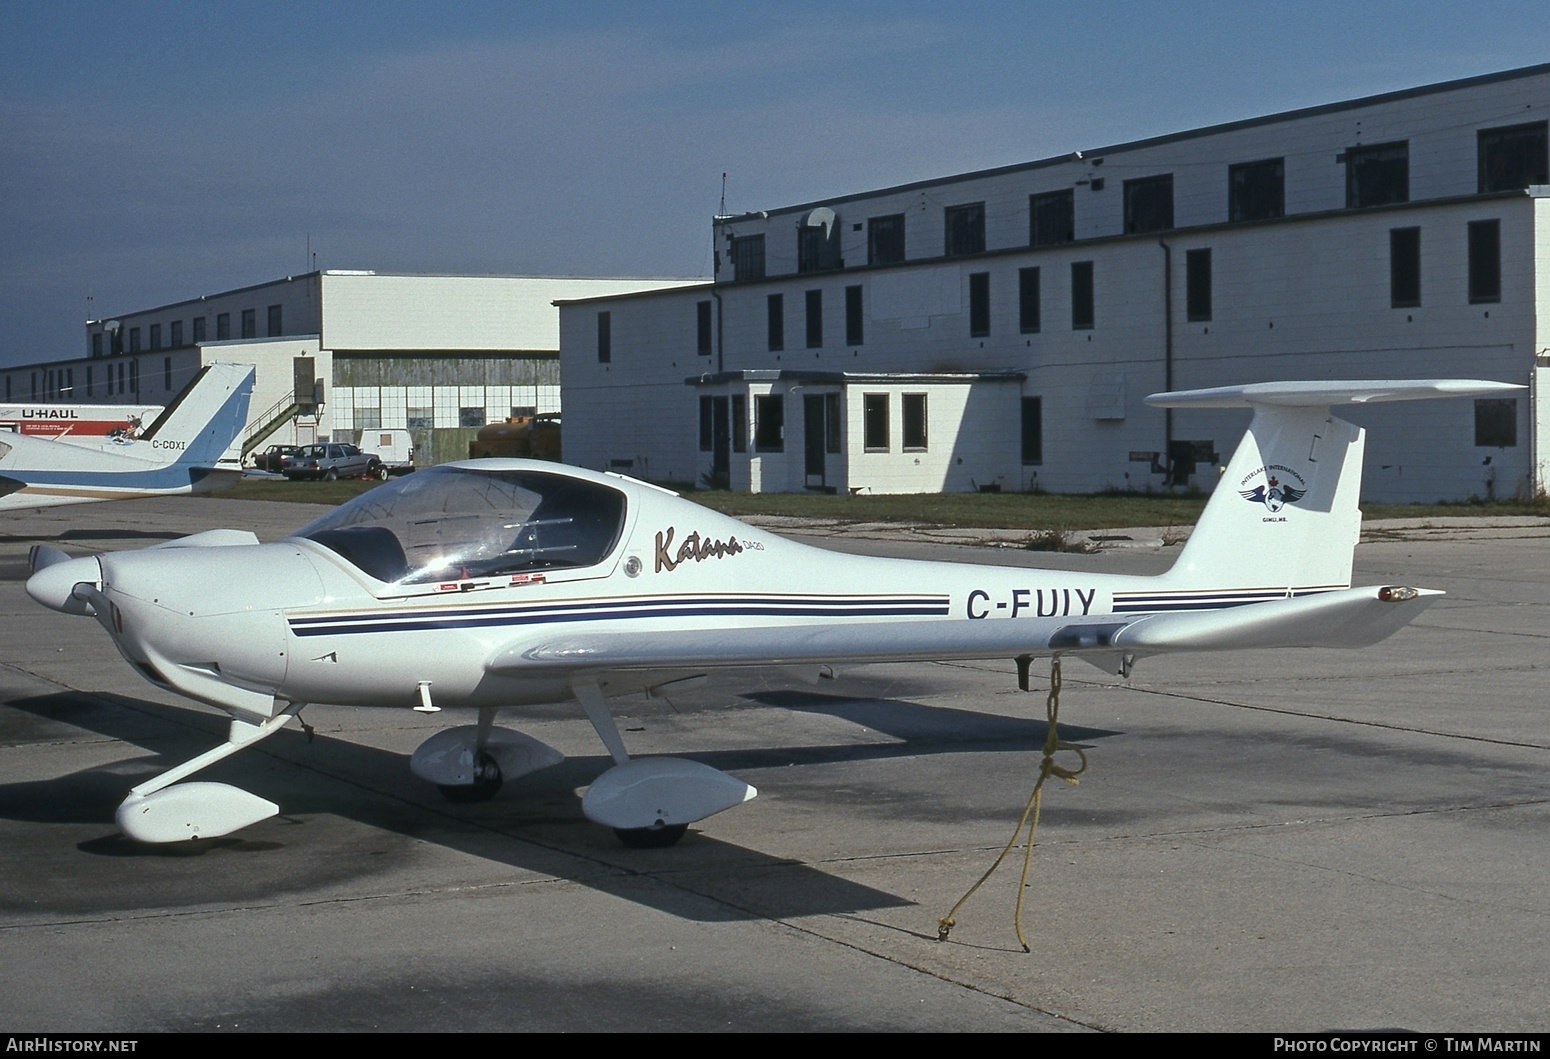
[1145,378,1522,409]
[1112,585,1443,651]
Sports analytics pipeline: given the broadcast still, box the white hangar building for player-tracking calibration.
[8,271,696,465]
[559,63,1550,502]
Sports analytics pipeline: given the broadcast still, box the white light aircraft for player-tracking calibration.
[25,378,1518,848]
[0,363,254,511]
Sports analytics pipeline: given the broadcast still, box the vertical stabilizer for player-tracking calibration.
[139,363,256,467]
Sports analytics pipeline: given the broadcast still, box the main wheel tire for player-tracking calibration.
[614,823,688,848]
[323,468,339,481]
[373,464,389,481]
[437,752,503,803]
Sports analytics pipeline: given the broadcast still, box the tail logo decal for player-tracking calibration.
[1240,465,1307,514]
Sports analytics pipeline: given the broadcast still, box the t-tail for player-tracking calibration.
[1147,380,1523,596]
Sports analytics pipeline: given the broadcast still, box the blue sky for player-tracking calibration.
[2,1,1547,364]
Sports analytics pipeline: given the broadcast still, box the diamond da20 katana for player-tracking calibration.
[24,378,1518,847]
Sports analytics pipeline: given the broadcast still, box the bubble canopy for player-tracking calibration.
[294,466,628,584]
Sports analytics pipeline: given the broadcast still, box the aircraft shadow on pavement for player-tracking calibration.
[0,687,1116,924]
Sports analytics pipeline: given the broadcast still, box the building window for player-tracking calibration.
[459,406,485,428]
[116,363,124,394]
[825,392,841,453]
[192,317,206,343]
[1228,158,1285,222]
[1021,397,1042,465]
[91,333,102,357]
[1186,248,1212,321]
[902,393,927,451]
[163,357,173,391]
[85,366,92,397]
[863,393,889,451]
[1071,261,1094,330]
[170,320,183,347]
[868,214,905,265]
[732,234,765,281]
[1475,398,1517,447]
[1468,220,1501,303]
[597,311,611,362]
[968,272,990,337]
[698,395,714,452]
[1344,141,1408,208]
[241,309,256,338]
[697,300,712,356]
[845,285,863,346]
[767,294,784,352]
[1029,189,1074,247]
[149,324,162,351]
[732,394,747,453]
[128,327,141,352]
[1390,228,1421,308]
[65,368,72,397]
[407,406,433,430]
[798,223,841,273]
[267,304,282,337]
[216,313,230,340]
[1478,121,1548,193]
[129,361,138,394]
[1123,174,1174,233]
[805,289,823,349]
[754,394,784,451]
[1019,267,1041,333]
[944,202,985,257]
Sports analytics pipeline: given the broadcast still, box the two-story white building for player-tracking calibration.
[559,63,1550,502]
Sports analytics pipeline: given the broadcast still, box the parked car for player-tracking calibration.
[251,444,303,473]
[284,443,385,481]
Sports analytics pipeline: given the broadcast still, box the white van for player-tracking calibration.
[358,429,415,474]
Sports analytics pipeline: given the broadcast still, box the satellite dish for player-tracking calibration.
[802,207,836,238]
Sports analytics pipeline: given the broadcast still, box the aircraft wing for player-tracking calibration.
[487,585,1443,677]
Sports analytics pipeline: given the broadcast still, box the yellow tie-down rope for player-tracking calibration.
[937,655,1087,952]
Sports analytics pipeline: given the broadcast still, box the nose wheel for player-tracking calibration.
[438,752,503,803]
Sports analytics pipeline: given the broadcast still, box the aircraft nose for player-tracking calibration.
[26,555,103,615]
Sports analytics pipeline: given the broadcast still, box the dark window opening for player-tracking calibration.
[1345,141,1409,208]
[755,394,784,451]
[597,311,611,363]
[267,304,282,337]
[805,289,823,348]
[216,313,230,340]
[241,308,256,339]
[92,333,103,357]
[1018,267,1041,333]
[170,320,183,347]
[696,300,713,356]
[128,327,141,352]
[1030,189,1074,246]
[459,407,485,428]
[824,392,840,453]
[968,272,990,337]
[767,293,784,352]
[1021,397,1042,465]
[944,202,985,257]
[1468,219,1501,303]
[863,394,888,451]
[902,393,927,451]
[1475,398,1517,447]
[698,395,714,452]
[1390,227,1421,308]
[798,223,842,273]
[732,235,765,281]
[868,214,905,265]
[845,285,863,346]
[732,394,747,453]
[1478,121,1548,193]
[163,357,172,391]
[149,324,161,351]
[1229,158,1285,222]
[192,317,206,343]
[1124,174,1174,234]
[1186,248,1212,322]
[1071,261,1094,330]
